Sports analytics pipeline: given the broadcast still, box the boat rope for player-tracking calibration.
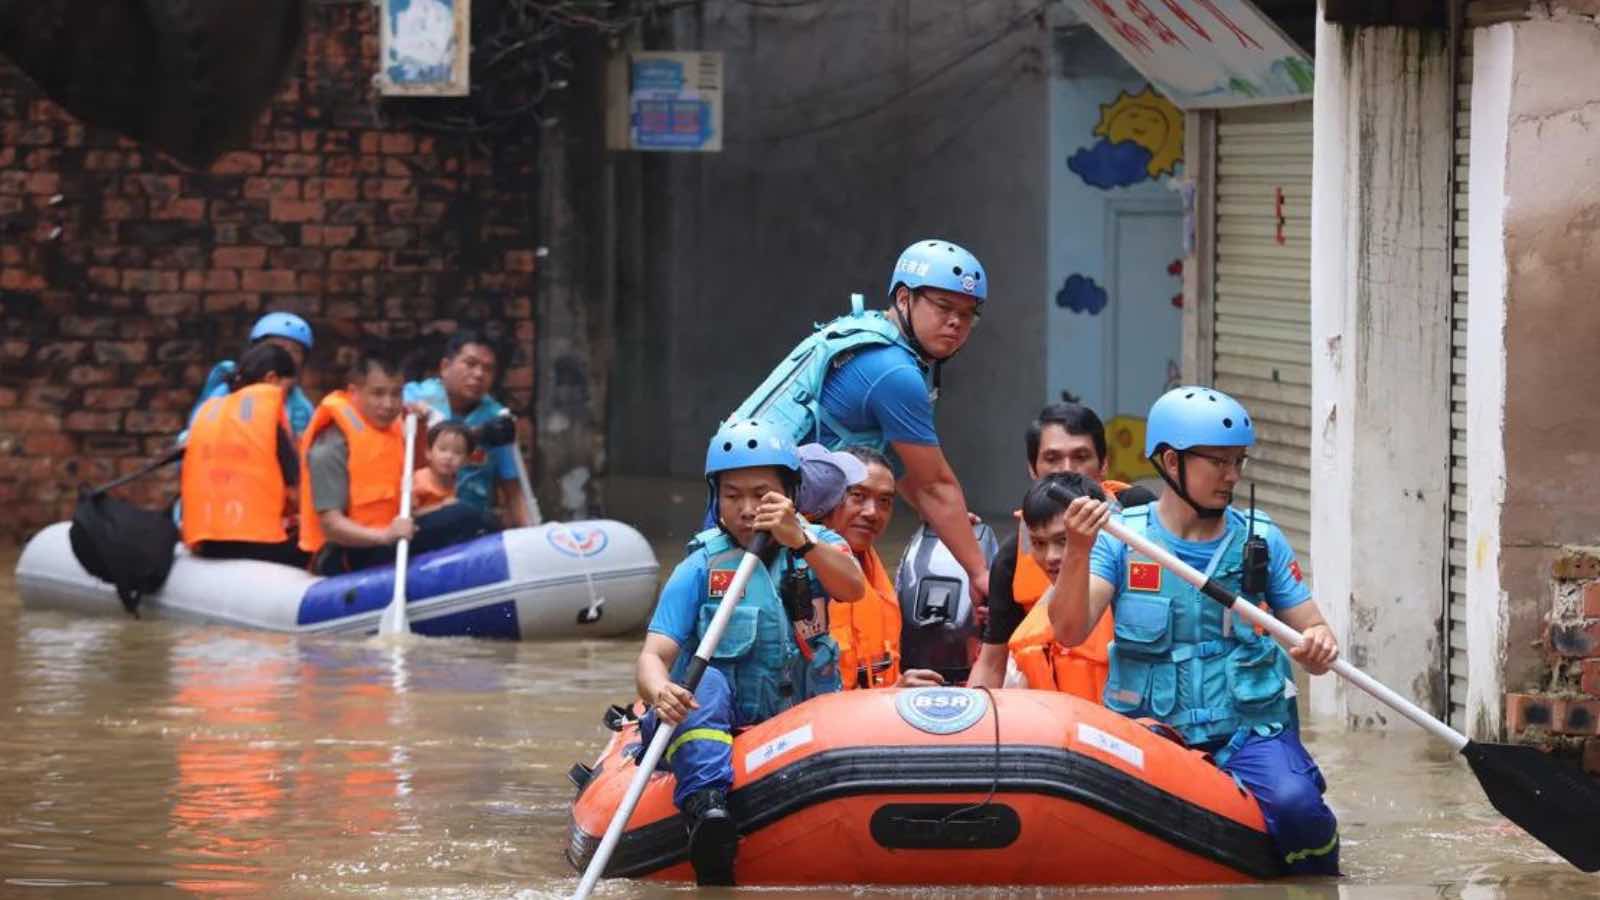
[936,685,1001,833]
[562,520,605,624]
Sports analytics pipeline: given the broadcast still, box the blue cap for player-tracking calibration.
[887,239,988,304]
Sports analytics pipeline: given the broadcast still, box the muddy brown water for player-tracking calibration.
[1,491,1595,898]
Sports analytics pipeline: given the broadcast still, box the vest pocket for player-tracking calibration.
[1228,642,1286,712]
[701,604,761,661]
[1112,594,1174,655]
[1104,652,1177,718]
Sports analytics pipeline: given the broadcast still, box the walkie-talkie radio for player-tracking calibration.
[1242,483,1269,597]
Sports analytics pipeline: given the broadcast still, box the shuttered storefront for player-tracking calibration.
[1446,22,1473,732]
[1212,102,1314,570]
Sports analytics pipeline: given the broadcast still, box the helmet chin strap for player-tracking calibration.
[892,293,958,399]
[1153,451,1228,520]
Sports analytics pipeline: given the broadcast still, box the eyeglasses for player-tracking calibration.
[916,293,981,328]
[1185,450,1250,474]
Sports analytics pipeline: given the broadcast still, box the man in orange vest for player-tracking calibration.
[815,446,944,690]
[298,352,467,574]
[967,401,1153,690]
[181,343,307,566]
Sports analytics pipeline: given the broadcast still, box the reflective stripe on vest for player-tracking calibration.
[829,545,902,690]
[180,383,289,547]
[728,302,926,453]
[1101,505,1296,747]
[297,391,405,554]
[669,527,802,727]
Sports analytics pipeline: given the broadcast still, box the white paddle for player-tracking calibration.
[572,533,772,899]
[377,412,419,637]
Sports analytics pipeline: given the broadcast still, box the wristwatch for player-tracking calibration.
[794,537,817,558]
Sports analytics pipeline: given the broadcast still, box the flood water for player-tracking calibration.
[1,511,1596,898]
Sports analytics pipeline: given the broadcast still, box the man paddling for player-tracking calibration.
[727,240,993,607]
[634,420,866,885]
[1049,386,1341,875]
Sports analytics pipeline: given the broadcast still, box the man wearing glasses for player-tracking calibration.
[727,239,994,604]
[1046,386,1342,876]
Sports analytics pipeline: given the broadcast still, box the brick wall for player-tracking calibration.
[0,5,539,544]
[1504,547,1600,775]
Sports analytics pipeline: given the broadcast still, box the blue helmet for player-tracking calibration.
[249,312,313,350]
[886,239,988,304]
[1144,386,1255,457]
[705,418,801,479]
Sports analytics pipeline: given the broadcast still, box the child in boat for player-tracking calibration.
[633,420,867,886]
[413,421,473,516]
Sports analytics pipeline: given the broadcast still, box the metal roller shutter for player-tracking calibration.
[1446,21,1473,732]
[1212,102,1314,571]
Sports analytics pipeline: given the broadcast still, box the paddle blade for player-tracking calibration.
[1462,740,1600,871]
[377,592,409,636]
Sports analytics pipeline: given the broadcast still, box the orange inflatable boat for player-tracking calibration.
[566,687,1282,886]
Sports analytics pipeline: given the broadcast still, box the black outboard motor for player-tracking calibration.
[894,521,1000,684]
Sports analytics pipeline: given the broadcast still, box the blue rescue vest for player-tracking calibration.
[404,378,509,513]
[728,295,928,455]
[669,527,818,726]
[1102,505,1297,749]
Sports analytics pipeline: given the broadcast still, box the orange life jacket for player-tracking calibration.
[1006,478,1131,700]
[180,382,290,547]
[297,391,405,554]
[828,545,903,690]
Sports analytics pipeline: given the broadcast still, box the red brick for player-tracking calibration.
[66,365,115,385]
[0,410,64,432]
[1584,582,1600,618]
[1558,699,1600,736]
[304,177,358,201]
[0,386,16,407]
[61,316,118,338]
[504,250,537,273]
[204,294,261,314]
[307,225,357,247]
[0,269,46,291]
[241,270,298,293]
[120,270,180,293]
[101,197,145,219]
[362,178,415,201]
[93,341,149,364]
[269,199,324,223]
[82,434,139,456]
[23,432,75,456]
[83,388,141,410]
[210,152,265,175]
[1585,660,1600,697]
[330,249,384,271]
[1506,692,1561,734]
[1549,622,1600,658]
[65,410,123,432]
[86,267,121,289]
[380,133,415,154]
[182,270,239,292]
[1586,738,1600,776]
[155,339,206,362]
[268,153,321,176]
[270,248,326,270]
[35,342,85,364]
[213,247,268,268]
[152,197,206,221]
[243,176,300,200]
[146,293,200,317]
[24,172,60,195]
[125,411,183,434]
[502,366,534,389]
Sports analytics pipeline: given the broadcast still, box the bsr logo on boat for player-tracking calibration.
[894,687,988,735]
[547,527,609,558]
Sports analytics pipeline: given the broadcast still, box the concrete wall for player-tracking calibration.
[1308,12,1454,725]
[1471,13,1600,736]
[609,0,1050,515]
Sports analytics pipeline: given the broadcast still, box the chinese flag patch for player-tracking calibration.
[1128,561,1162,592]
[708,569,734,597]
[1289,560,1304,583]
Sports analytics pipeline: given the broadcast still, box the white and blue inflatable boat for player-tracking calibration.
[15,520,659,640]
